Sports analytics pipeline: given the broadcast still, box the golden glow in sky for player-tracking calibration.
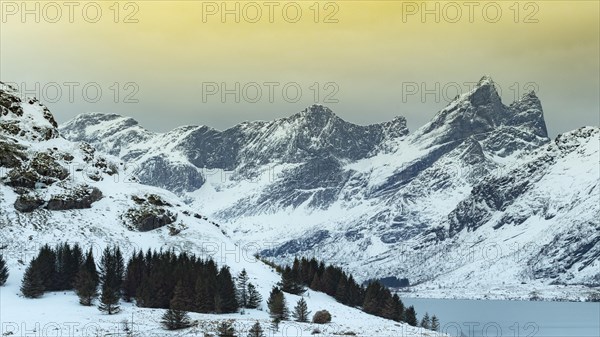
[1,1,598,136]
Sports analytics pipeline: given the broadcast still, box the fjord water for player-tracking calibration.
[402,298,600,337]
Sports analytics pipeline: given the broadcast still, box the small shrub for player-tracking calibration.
[312,310,332,324]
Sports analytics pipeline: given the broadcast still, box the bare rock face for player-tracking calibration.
[45,186,103,211]
[14,194,44,212]
[0,137,27,168]
[125,194,177,232]
[3,150,70,189]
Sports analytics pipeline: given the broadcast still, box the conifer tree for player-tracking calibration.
[75,248,99,306]
[122,250,144,302]
[362,282,384,315]
[0,254,8,286]
[267,286,289,321]
[404,306,417,326]
[292,297,310,322]
[236,269,249,308]
[161,281,191,330]
[420,312,431,329]
[99,281,121,314]
[217,321,237,337]
[334,277,348,303]
[217,266,238,313]
[21,259,45,298]
[393,294,404,322]
[195,276,213,313]
[381,295,399,321]
[171,281,193,313]
[310,274,321,290]
[75,268,98,306]
[98,246,124,314]
[35,244,57,291]
[196,259,218,312]
[65,243,84,289]
[54,243,68,290]
[431,315,440,331]
[319,266,338,296]
[279,266,305,295]
[82,248,99,286]
[246,283,262,309]
[247,321,265,337]
[161,308,191,330]
[346,275,363,307]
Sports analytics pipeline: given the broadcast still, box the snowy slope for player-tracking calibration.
[0,82,435,336]
[58,77,600,300]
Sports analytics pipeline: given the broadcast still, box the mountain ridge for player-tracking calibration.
[1,84,435,336]
[34,76,600,299]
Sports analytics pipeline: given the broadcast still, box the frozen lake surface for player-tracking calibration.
[402,297,600,337]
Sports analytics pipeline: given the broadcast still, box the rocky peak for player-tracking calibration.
[415,76,549,146]
[467,75,502,107]
[288,104,340,128]
[381,116,410,139]
[507,91,548,138]
[60,112,142,141]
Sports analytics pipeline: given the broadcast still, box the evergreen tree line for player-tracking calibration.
[272,257,428,327]
[20,243,95,298]
[20,244,242,318]
[124,249,238,314]
[162,268,263,330]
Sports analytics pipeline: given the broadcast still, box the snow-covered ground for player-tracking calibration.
[0,239,435,337]
[0,82,439,337]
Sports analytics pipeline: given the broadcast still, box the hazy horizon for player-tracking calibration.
[1,1,598,138]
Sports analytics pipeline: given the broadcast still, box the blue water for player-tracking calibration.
[401,298,600,337]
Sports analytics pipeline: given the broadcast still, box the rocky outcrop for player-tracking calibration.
[125,194,177,231]
[45,186,103,210]
[0,137,27,168]
[1,82,59,141]
[14,194,44,212]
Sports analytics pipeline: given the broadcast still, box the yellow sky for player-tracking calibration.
[1,1,598,136]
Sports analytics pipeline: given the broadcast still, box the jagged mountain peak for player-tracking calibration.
[285,104,341,127]
[300,104,336,116]
[467,75,502,107]
[508,90,548,138]
[414,76,548,146]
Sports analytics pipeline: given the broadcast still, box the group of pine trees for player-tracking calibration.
[267,286,289,323]
[20,243,95,298]
[266,286,313,328]
[19,243,120,316]
[19,244,241,323]
[234,269,262,310]
[123,249,238,315]
[270,257,433,327]
[420,312,440,331]
[17,242,440,332]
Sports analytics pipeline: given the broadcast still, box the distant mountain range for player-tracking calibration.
[4,76,598,301]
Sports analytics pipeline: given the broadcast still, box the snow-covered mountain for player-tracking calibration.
[0,82,431,336]
[57,76,600,300]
